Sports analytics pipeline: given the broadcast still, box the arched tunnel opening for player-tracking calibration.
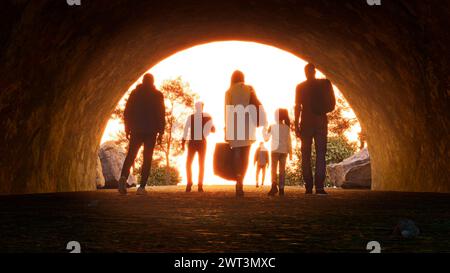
[0,0,449,255]
[1,0,448,194]
[100,40,364,189]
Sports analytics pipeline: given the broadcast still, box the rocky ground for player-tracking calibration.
[0,186,449,253]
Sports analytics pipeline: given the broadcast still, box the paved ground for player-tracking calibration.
[0,186,449,253]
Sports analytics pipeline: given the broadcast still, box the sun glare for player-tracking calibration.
[102,41,361,185]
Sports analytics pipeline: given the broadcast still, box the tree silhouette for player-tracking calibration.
[328,97,357,137]
[158,77,197,169]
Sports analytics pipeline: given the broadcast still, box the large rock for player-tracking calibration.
[327,148,371,189]
[95,156,105,188]
[99,141,137,189]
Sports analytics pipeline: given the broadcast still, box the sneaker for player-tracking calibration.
[279,188,285,196]
[198,185,204,193]
[316,189,328,195]
[305,189,313,195]
[268,185,278,196]
[118,177,127,195]
[236,190,245,198]
[186,184,192,192]
[235,182,244,197]
[136,187,148,195]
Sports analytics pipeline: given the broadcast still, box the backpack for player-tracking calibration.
[311,79,336,115]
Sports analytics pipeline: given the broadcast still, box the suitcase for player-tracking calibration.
[213,143,236,181]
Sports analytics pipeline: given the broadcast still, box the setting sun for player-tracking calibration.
[102,41,361,185]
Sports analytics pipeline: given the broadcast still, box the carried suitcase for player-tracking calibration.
[213,143,236,181]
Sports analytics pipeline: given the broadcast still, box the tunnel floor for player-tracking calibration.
[0,186,449,253]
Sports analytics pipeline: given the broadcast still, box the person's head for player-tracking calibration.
[142,73,155,87]
[275,108,291,126]
[304,63,316,80]
[195,101,204,113]
[230,70,245,86]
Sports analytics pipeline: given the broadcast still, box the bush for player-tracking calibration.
[134,163,182,186]
[285,135,356,187]
[325,136,357,165]
[284,166,303,186]
[148,165,182,186]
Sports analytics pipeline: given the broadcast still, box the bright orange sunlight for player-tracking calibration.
[101,41,361,185]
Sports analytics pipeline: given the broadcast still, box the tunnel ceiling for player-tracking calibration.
[0,0,449,194]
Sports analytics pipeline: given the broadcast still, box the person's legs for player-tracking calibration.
[314,128,328,192]
[255,166,261,187]
[271,153,279,184]
[119,134,143,194]
[197,142,207,192]
[300,131,314,193]
[186,145,196,192]
[232,146,251,196]
[269,153,280,196]
[232,148,243,195]
[120,134,143,180]
[278,153,287,195]
[261,167,266,186]
[140,133,157,189]
[240,146,251,177]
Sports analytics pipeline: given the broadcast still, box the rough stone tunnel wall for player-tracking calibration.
[0,0,449,194]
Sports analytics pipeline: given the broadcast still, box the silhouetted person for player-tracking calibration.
[264,109,292,196]
[182,101,216,193]
[225,70,266,197]
[295,64,335,195]
[254,142,269,187]
[118,73,165,195]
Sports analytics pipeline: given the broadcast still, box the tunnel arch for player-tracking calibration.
[0,0,448,194]
[101,40,364,186]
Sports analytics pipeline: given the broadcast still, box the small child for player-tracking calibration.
[254,142,269,187]
[264,109,293,196]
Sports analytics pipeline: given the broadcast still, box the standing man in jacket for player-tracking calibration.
[295,64,334,195]
[118,73,165,195]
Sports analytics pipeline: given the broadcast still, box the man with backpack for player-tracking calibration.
[294,63,336,195]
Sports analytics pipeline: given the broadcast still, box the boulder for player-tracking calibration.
[327,148,371,189]
[99,141,137,189]
[95,156,105,188]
